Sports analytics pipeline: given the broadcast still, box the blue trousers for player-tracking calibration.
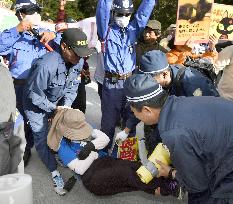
[14,84,34,150]
[23,101,57,172]
[101,78,136,151]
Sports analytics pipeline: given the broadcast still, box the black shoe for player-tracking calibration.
[23,149,31,167]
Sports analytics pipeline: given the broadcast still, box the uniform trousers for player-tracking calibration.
[14,84,34,151]
[101,78,136,151]
[23,102,57,172]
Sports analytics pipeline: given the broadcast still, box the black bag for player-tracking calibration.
[183,56,217,86]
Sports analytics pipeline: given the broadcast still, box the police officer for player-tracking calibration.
[96,0,157,153]
[124,73,233,204]
[136,20,167,68]
[0,0,60,166]
[22,28,92,195]
[116,50,219,153]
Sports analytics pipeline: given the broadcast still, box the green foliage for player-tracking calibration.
[9,0,233,27]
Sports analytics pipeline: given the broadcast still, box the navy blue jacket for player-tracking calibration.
[159,96,233,197]
[126,65,219,130]
[23,51,83,113]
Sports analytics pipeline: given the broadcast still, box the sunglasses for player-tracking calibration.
[17,5,41,15]
[116,13,131,17]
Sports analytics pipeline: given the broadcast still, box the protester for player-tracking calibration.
[47,108,180,197]
[124,73,233,204]
[96,0,157,153]
[166,36,218,65]
[0,63,22,176]
[0,0,60,167]
[136,20,167,68]
[116,50,219,154]
[214,45,233,101]
[22,28,92,195]
[159,24,176,51]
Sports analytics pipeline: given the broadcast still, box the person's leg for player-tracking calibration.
[101,79,124,152]
[97,82,103,101]
[24,105,66,195]
[121,94,136,137]
[14,84,33,166]
[71,79,86,113]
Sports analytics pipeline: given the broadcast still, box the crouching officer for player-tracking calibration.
[116,50,219,153]
[0,0,61,167]
[124,73,233,204]
[22,28,92,195]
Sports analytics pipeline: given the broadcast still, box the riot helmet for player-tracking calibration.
[112,0,134,15]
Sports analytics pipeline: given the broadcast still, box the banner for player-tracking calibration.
[209,3,233,41]
[175,0,214,45]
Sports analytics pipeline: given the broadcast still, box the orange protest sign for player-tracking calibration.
[175,0,214,45]
[209,3,233,41]
[117,137,138,161]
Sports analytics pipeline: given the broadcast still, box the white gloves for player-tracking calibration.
[115,130,128,142]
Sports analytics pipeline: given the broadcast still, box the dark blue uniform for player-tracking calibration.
[159,96,233,203]
[23,51,83,172]
[126,65,219,154]
[96,0,156,150]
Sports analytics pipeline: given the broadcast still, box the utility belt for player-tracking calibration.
[105,71,132,84]
[13,78,26,85]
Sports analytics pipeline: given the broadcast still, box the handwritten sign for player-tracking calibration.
[175,0,214,45]
[209,3,233,40]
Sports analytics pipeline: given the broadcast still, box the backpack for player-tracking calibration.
[183,56,217,85]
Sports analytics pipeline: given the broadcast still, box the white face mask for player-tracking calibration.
[24,12,41,26]
[114,16,130,28]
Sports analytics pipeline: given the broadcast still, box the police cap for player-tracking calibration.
[124,74,164,103]
[62,28,93,58]
[139,50,169,74]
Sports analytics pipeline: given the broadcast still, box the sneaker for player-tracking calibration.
[53,175,66,196]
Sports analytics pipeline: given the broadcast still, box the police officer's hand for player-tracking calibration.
[115,128,130,144]
[16,21,32,33]
[40,31,56,44]
[156,160,176,179]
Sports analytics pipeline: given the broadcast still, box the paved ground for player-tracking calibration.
[25,58,187,204]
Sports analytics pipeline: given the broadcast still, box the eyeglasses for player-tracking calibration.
[116,13,131,17]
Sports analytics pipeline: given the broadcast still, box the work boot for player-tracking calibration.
[23,149,31,167]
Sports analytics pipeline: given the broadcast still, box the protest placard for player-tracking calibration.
[209,3,233,41]
[175,0,214,45]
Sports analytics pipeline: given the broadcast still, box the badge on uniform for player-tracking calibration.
[193,88,203,96]
[122,0,130,8]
